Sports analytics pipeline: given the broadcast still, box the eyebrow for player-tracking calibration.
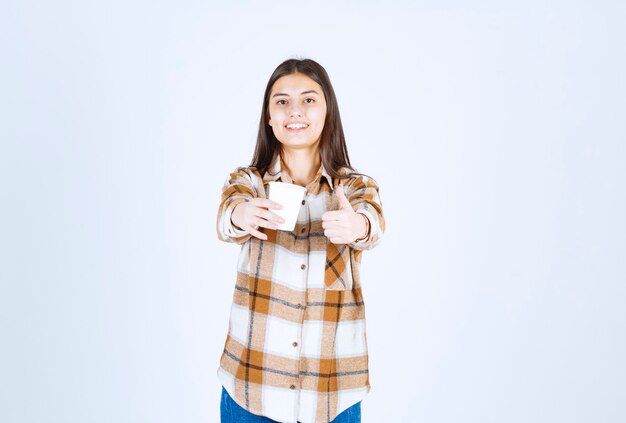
[271,90,320,98]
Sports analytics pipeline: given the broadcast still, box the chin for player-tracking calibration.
[279,138,318,147]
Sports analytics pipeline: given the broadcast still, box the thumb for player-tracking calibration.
[335,184,353,210]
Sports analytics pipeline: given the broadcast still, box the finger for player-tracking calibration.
[330,236,347,244]
[252,216,280,230]
[335,184,353,210]
[322,219,339,229]
[322,220,341,230]
[252,198,283,210]
[247,224,268,240]
[257,209,285,225]
[322,210,342,221]
[323,214,349,228]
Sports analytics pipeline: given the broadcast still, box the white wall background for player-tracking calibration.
[1,1,625,422]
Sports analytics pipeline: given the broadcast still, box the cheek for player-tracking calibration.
[268,109,284,124]
[312,110,326,128]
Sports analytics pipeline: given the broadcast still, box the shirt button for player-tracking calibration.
[292,341,298,347]
[300,227,306,234]
[301,264,306,270]
[289,385,296,390]
[301,199,305,205]
[295,303,302,309]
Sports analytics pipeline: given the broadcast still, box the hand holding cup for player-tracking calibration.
[231,199,284,241]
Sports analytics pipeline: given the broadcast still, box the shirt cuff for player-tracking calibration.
[223,198,250,238]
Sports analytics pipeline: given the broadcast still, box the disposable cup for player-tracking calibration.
[268,182,306,231]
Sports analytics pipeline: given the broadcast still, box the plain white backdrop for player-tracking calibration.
[2,1,625,422]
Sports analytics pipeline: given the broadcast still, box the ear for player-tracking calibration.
[268,119,272,126]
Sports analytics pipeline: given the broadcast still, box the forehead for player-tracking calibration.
[270,73,324,96]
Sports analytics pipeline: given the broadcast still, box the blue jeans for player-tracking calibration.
[220,386,361,423]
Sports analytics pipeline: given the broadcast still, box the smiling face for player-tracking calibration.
[268,73,327,152]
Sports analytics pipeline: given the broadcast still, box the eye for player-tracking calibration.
[304,98,315,104]
[276,99,287,105]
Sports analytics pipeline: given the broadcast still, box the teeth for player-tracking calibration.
[286,123,308,129]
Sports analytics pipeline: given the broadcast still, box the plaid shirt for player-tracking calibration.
[216,153,385,423]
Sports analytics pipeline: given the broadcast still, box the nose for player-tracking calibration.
[289,104,303,117]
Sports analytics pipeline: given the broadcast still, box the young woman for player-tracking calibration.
[216,58,385,423]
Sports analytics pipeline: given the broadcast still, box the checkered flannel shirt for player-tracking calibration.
[216,153,385,423]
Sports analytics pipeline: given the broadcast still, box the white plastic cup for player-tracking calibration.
[268,182,306,231]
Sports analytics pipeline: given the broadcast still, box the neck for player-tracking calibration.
[280,146,321,187]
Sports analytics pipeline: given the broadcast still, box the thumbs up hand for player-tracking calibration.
[322,183,369,244]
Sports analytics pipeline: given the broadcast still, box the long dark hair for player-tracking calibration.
[250,58,362,181]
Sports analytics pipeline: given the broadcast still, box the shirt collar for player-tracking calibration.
[263,151,334,189]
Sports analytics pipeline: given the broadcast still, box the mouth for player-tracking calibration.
[285,122,309,132]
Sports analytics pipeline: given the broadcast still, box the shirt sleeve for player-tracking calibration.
[342,174,386,251]
[216,166,259,244]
